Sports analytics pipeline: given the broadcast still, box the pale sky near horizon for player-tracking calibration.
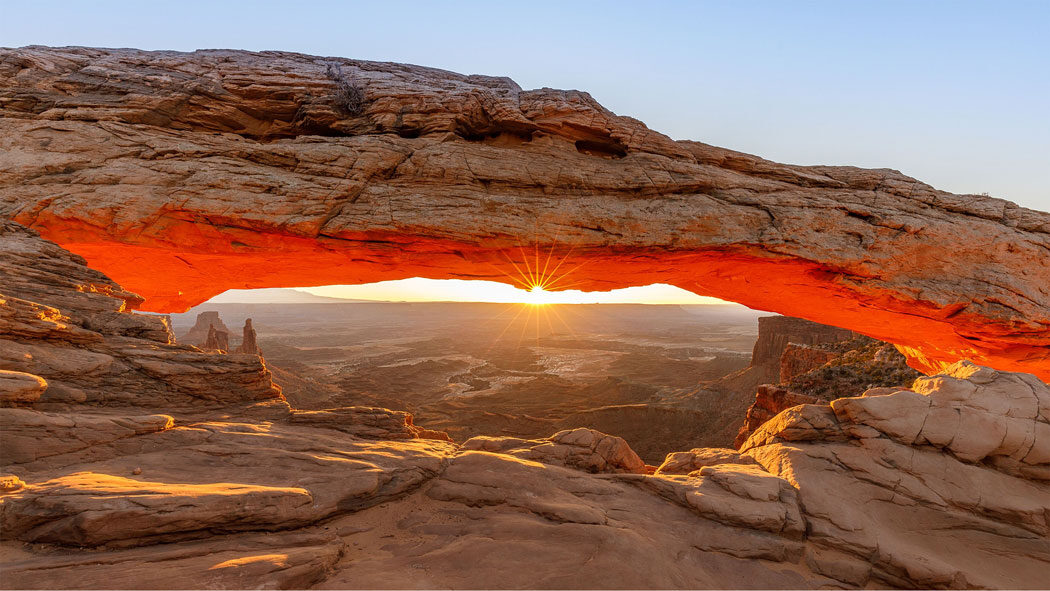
[6,1,1047,304]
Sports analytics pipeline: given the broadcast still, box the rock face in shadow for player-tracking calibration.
[693,316,893,448]
[749,316,856,383]
[733,385,820,448]
[1,47,1048,379]
[733,330,925,446]
[201,324,229,352]
[0,221,278,409]
[1,222,1048,589]
[180,311,231,347]
[235,318,258,355]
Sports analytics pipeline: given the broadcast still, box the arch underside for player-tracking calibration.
[47,223,1049,381]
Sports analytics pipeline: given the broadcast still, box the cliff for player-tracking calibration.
[0,220,1047,588]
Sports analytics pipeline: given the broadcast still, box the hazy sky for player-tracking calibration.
[209,281,729,305]
[6,1,1046,303]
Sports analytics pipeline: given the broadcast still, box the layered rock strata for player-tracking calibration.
[180,311,231,347]
[0,221,277,409]
[1,220,1048,589]
[236,318,258,354]
[733,385,820,448]
[201,324,229,352]
[1,47,1048,378]
[750,316,856,383]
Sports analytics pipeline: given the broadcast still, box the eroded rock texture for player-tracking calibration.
[0,221,278,409]
[0,47,1048,378]
[180,311,230,346]
[2,221,1049,589]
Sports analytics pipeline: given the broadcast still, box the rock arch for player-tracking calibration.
[1,47,1048,379]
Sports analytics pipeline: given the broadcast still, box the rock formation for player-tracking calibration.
[2,47,1050,589]
[235,318,258,355]
[180,311,231,346]
[1,219,1048,589]
[201,324,229,352]
[750,316,856,383]
[782,336,922,399]
[734,331,924,446]
[0,221,277,408]
[734,385,820,448]
[780,343,841,383]
[1,47,1048,379]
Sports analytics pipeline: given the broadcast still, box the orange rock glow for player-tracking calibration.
[34,217,1050,382]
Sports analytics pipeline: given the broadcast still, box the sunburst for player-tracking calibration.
[480,240,593,354]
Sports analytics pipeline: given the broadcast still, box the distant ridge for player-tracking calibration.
[207,288,370,304]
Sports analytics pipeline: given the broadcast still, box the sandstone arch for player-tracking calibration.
[1,47,1048,379]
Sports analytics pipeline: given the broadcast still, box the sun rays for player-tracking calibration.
[499,240,592,305]
[482,241,591,351]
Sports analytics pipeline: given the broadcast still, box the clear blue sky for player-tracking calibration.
[3,0,1047,212]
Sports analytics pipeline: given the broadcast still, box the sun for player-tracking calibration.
[524,284,552,306]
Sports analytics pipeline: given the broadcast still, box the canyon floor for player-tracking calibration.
[170,301,762,463]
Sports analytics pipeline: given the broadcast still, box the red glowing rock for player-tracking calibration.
[1,47,1047,379]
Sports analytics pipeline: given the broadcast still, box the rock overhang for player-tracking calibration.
[0,46,1048,380]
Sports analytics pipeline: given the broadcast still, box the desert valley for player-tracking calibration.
[1,43,1049,590]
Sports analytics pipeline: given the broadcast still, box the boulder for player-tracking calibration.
[463,427,646,474]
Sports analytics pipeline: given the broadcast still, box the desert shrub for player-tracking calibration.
[325,62,367,116]
[785,340,922,400]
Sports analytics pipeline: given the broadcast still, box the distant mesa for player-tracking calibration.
[202,324,230,352]
[182,311,260,355]
[181,311,231,346]
[733,317,923,447]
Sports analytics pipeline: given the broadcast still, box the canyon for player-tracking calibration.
[1,46,1049,589]
[2,220,1049,589]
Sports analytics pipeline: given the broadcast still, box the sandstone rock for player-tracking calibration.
[830,360,1050,471]
[0,474,25,493]
[1,47,1048,378]
[463,427,646,474]
[201,324,229,352]
[306,452,806,589]
[643,463,806,539]
[737,362,1050,588]
[739,403,847,450]
[750,317,856,383]
[289,406,450,441]
[0,408,174,465]
[235,318,259,355]
[2,420,456,547]
[0,221,280,408]
[0,531,344,590]
[655,447,757,475]
[783,337,922,399]
[0,370,47,403]
[1,52,1050,587]
[779,343,840,383]
[0,472,317,546]
[180,311,231,346]
[734,385,820,448]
